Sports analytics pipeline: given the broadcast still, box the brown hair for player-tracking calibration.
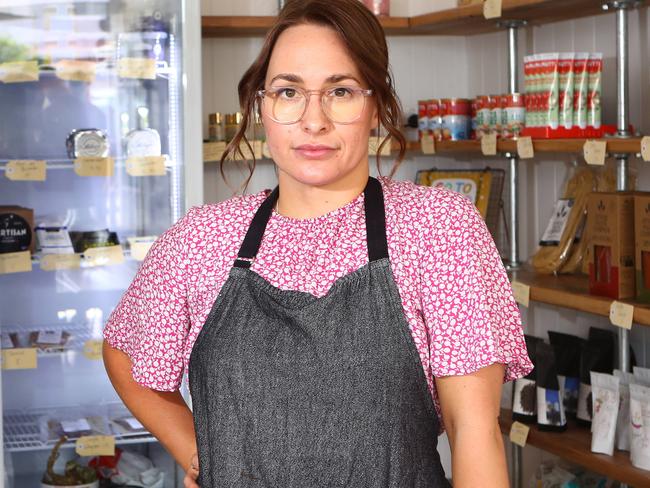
[220,0,406,192]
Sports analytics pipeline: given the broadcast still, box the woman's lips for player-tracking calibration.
[294,145,338,159]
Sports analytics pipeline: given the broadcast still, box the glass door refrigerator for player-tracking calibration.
[0,0,202,486]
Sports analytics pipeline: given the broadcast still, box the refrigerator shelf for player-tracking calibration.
[2,323,101,358]
[0,156,178,173]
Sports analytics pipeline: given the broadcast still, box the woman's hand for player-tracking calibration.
[184,453,200,488]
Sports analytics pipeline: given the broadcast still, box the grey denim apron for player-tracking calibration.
[189,176,450,487]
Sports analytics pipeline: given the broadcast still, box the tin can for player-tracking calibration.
[504,93,526,139]
[488,95,502,136]
[427,99,443,141]
[477,95,492,138]
[441,98,471,141]
[418,100,429,140]
[470,99,479,140]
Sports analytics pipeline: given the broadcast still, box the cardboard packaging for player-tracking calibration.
[0,206,35,254]
[634,193,650,303]
[587,192,635,299]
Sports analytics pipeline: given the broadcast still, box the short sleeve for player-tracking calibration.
[419,190,533,382]
[103,207,197,391]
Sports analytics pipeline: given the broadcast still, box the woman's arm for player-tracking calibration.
[436,363,509,488]
[102,341,199,485]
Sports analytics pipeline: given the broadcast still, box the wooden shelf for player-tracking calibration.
[509,266,650,327]
[402,137,643,155]
[499,409,650,486]
[201,1,648,38]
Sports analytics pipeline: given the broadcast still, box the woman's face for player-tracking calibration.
[262,23,378,188]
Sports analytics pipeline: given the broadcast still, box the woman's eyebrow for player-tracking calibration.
[269,73,362,85]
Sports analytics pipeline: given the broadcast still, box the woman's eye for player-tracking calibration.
[331,87,352,98]
[278,88,297,99]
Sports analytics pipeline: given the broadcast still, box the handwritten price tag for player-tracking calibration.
[76,435,115,457]
[5,160,46,181]
[126,156,166,177]
[511,281,531,307]
[641,136,650,162]
[517,136,535,159]
[0,251,32,275]
[583,140,607,166]
[118,58,156,80]
[483,0,502,19]
[55,60,96,83]
[2,348,37,370]
[509,421,530,447]
[40,254,81,271]
[83,340,103,360]
[74,157,114,177]
[127,236,157,261]
[481,132,497,156]
[421,134,436,155]
[0,61,39,83]
[84,246,125,267]
[610,301,634,329]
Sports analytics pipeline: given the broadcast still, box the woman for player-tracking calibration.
[103,1,532,487]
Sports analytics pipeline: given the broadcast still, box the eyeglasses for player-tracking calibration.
[256,86,373,125]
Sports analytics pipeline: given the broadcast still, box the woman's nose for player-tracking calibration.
[300,93,331,133]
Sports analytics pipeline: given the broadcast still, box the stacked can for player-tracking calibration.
[474,93,526,139]
[427,99,443,141]
[418,100,429,140]
[440,98,471,141]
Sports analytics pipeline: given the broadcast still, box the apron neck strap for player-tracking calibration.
[234,176,388,269]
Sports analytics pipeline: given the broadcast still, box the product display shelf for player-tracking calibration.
[401,137,644,156]
[200,0,648,38]
[499,408,650,486]
[508,266,650,327]
[2,323,101,358]
[0,157,176,173]
[3,406,156,453]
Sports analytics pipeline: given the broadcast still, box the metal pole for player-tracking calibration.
[615,5,630,137]
[512,445,523,488]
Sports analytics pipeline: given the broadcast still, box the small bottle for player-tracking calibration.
[208,112,225,142]
[253,113,265,142]
[125,106,162,157]
[225,114,239,142]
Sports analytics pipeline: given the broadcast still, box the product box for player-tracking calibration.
[587,193,635,299]
[0,206,35,254]
[634,193,650,303]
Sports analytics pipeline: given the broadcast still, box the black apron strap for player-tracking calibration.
[233,176,389,269]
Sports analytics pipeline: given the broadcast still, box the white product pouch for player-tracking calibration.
[633,366,650,386]
[630,383,650,470]
[590,372,619,455]
[614,369,636,451]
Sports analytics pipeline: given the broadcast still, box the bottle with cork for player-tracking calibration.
[208,113,225,142]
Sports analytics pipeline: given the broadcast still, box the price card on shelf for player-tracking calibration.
[583,140,607,166]
[509,421,530,447]
[203,141,227,162]
[368,137,391,157]
[641,136,650,162]
[126,156,166,177]
[55,60,96,83]
[83,340,103,361]
[40,254,81,271]
[62,419,92,434]
[0,61,39,83]
[421,134,436,155]
[84,246,125,267]
[37,330,62,345]
[517,136,535,159]
[74,157,114,177]
[127,236,157,261]
[76,435,115,457]
[5,160,46,181]
[609,301,634,330]
[481,132,497,156]
[483,0,502,20]
[0,251,32,275]
[117,57,156,80]
[511,281,530,307]
[2,348,37,370]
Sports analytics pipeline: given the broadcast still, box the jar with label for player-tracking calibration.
[125,106,162,157]
[477,95,492,138]
[489,95,502,136]
[504,93,526,139]
[441,98,471,141]
[66,129,110,158]
[208,113,225,142]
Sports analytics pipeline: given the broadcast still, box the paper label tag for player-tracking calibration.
[76,435,115,457]
[641,136,650,162]
[481,132,497,156]
[117,58,156,80]
[483,0,502,19]
[610,301,634,329]
[511,281,531,307]
[368,138,391,157]
[509,421,530,447]
[204,141,227,162]
[421,134,436,155]
[0,251,32,275]
[37,330,62,344]
[1,334,13,349]
[5,160,46,181]
[517,136,534,159]
[126,156,166,176]
[55,60,96,83]
[0,61,39,83]
[124,417,144,430]
[74,157,114,177]
[84,246,124,267]
[40,253,81,271]
[62,418,92,434]
[83,339,103,360]
[583,140,607,166]
[540,199,574,245]
[127,236,157,261]
[2,348,37,370]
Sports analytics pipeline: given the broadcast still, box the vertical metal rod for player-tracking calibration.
[513,445,523,488]
[616,6,630,136]
[506,24,521,269]
[507,26,518,93]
